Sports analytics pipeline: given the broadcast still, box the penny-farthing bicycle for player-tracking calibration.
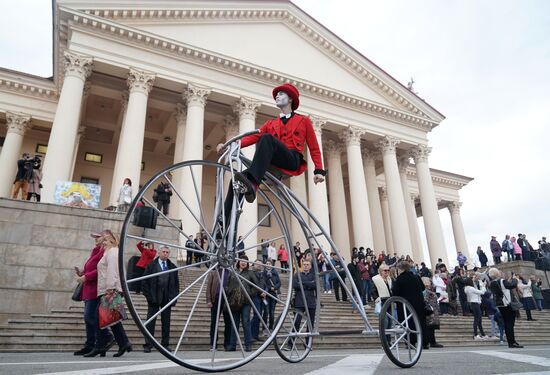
[119,130,422,372]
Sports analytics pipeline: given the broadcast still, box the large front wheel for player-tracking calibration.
[119,160,294,372]
[379,296,423,368]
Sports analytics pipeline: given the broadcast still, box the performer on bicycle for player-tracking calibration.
[217,83,326,203]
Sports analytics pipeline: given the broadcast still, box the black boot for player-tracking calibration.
[113,344,133,357]
[83,348,106,357]
[73,347,93,356]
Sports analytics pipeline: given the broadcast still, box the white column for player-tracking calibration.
[377,136,412,256]
[325,140,351,259]
[108,91,129,205]
[234,97,261,259]
[0,112,32,197]
[179,83,211,236]
[398,157,424,263]
[408,193,424,261]
[69,81,91,179]
[341,127,373,249]
[41,51,92,202]
[363,148,386,252]
[448,201,469,259]
[306,116,331,252]
[379,187,395,254]
[170,103,187,219]
[109,68,155,205]
[410,144,448,267]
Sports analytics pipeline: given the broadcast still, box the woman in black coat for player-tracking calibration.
[392,261,427,349]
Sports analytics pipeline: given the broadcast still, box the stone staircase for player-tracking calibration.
[1,268,549,352]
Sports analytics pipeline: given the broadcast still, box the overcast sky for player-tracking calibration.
[1,0,549,267]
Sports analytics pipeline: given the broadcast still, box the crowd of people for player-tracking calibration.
[72,228,547,358]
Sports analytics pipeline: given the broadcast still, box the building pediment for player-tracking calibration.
[55,0,444,125]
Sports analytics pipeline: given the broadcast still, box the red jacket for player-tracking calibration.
[241,114,324,176]
[81,245,104,301]
[136,241,157,269]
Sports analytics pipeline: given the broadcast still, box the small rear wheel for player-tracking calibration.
[273,307,314,363]
[379,296,423,368]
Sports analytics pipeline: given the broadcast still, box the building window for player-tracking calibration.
[84,152,103,164]
[35,144,48,154]
[258,204,271,227]
[80,176,99,185]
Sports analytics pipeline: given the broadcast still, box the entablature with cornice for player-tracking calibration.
[56,7,438,138]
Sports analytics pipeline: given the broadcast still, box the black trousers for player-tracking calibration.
[471,302,485,336]
[246,134,301,184]
[156,200,169,215]
[332,277,348,301]
[493,256,501,264]
[145,303,172,347]
[209,301,232,348]
[498,305,517,346]
[426,325,437,345]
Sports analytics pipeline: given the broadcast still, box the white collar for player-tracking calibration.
[279,112,292,119]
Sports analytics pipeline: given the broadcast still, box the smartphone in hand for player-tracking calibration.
[74,266,82,276]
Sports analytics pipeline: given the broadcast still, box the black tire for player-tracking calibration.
[379,296,423,368]
[119,160,294,372]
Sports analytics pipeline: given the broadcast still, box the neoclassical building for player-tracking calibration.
[0,0,472,267]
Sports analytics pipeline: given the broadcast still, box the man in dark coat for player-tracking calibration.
[154,181,172,215]
[286,259,316,350]
[141,246,180,352]
[391,260,427,349]
[490,236,502,264]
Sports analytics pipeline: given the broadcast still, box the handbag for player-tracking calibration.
[71,283,83,302]
[501,280,523,311]
[374,299,382,316]
[424,300,435,316]
[99,290,127,329]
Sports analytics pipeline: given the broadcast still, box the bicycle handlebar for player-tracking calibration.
[221,129,260,150]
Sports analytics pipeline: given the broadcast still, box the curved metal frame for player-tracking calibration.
[119,130,422,371]
[119,160,294,372]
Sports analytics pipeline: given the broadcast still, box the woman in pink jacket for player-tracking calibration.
[511,236,523,261]
[278,244,289,273]
[73,231,113,356]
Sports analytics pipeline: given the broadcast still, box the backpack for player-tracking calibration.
[227,284,247,312]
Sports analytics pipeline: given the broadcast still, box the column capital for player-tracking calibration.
[362,146,379,166]
[174,103,187,125]
[379,186,388,200]
[377,136,400,155]
[397,155,412,173]
[223,114,239,138]
[63,51,93,81]
[127,68,155,94]
[233,97,260,120]
[183,83,211,107]
[309,115,326,137]
[324,139,344,159]
[410,144,432,163]
[410,192,419,201]
[448,201,462,214]
[339,126,365,147]
[5,112,32,135]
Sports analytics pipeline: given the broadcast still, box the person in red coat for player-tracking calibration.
[131,241,157,294]
[217,83,326,203]
[73,231,114,356]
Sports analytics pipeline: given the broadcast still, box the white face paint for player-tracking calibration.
[275,91,291,109]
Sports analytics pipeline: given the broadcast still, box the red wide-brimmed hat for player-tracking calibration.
[272,83,300,111]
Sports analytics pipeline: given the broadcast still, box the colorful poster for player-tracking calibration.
[54,181,101,209]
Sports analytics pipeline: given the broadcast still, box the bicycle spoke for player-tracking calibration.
[127,259,210,284]
[164,172,217,245]
[144,263,216,326]
[127,234,215,259]
[217,270,246,358]
[233,270,285,305]
[235,208,274,249]
[235,257,288,274]
[140,193,193,241]
[174,271,209,355]
[210,268,226,362]
[187,165,207,232]
[229,268,272,336]
[237,235,285,255]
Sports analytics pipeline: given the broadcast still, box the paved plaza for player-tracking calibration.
[1,346,550,375]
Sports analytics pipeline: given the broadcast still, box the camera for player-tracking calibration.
[32,155,42,169]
